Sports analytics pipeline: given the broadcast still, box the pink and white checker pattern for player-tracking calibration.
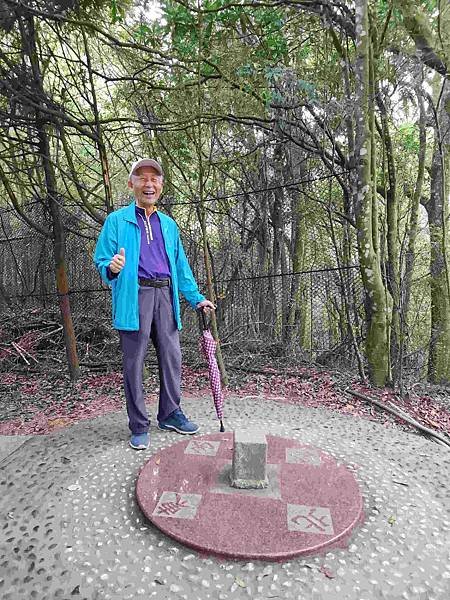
[200,330,224,420]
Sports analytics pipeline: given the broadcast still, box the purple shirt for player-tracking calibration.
[135,206,171,279]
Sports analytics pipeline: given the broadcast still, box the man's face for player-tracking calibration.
[128,166,163,208]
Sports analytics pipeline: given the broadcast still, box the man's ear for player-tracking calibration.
[127,179,133,189]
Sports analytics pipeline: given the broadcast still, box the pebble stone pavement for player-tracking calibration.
[0,396,449,600]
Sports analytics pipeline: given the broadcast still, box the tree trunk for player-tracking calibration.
[256,158,273,335]
[287,190,307,345]
[0,282,12,307]
[394,0,448,78]
[401,83,427,372]
[354,0,391,386]
[425,80,450,383]
[377,91,400,381]
[26,15,80,380]
[285,143,307,348]
[271,145,285,340]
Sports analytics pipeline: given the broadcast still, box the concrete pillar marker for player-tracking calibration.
[230,429,268,489]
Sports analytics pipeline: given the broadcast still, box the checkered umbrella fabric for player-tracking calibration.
[199,313,224,432]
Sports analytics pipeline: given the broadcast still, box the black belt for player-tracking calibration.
[138,277,170,288]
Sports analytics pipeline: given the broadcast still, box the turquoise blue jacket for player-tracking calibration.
[93,201,205,331]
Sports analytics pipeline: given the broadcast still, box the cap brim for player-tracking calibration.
[129,159,163,179]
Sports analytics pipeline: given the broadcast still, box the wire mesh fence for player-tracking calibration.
[0,216,360,358]
[0,202,428,380]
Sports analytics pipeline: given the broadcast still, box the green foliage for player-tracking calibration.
[164,1,197,50]
[204,0,242,25]
[420,0,438,11]
[296,79,317,101]
[254,9,288,61]
[397,123,420,153]
[236,64,255,77]
[111,0,124,23]
[264,65,284,83]
[297,45,311,61]
[133,23,152,43]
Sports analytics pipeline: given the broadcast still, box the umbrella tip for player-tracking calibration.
[220,420,225,432]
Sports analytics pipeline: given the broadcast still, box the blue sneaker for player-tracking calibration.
[158,409,200,435]
[129,432,150,450]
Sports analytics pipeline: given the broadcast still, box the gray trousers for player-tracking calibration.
[119,286,181,434]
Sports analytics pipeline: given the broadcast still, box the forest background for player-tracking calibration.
[1,0,450,436]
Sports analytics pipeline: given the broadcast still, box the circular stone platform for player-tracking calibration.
[136,432,364,560]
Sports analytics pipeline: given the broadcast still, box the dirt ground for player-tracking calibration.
[1,357,449,439]
[1,306,449,440]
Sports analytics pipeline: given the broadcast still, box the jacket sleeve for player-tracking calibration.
[175,228,206,308]
[93,215,118,287]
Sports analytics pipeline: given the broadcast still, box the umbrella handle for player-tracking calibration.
[200,307,208,331]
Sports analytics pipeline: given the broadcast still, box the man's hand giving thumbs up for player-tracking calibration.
[109,247,126,274]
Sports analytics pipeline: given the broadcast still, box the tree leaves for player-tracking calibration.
[110,0,126,24]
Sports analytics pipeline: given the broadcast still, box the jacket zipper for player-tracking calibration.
[139,213,153,243]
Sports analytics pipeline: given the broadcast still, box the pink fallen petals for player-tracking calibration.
[351,382,450,433]
[1,365,449,436]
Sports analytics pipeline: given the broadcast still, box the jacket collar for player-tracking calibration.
[124,199,168,226]
[125,199,157,223]
[123,200,138,224]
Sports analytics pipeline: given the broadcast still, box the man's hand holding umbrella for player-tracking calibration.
[196,299,215,312]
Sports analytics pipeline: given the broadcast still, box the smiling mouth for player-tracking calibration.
[143,191,155,198]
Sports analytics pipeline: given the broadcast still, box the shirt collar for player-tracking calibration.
[135,204,157,216]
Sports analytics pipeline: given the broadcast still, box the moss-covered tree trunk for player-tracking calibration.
[376,91,400,381]
[354,0,391,386]
[395,0,450,382]
[401,84,427,376]
[425,80,450,382]
[394,0,448,79]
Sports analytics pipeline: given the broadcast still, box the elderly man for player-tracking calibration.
[94,158,214,450]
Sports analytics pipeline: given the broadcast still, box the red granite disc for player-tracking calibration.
[136,433,364,560]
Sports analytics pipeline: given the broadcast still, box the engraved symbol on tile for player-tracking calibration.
[287,505,334,535]
[185,439,220,456]
[286,447,322,465]
[153,492,202,519]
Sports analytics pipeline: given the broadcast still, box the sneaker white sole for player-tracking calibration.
[129,441,149,450]
[157,424,200,435]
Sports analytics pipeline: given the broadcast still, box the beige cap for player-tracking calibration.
[128,158,163,179]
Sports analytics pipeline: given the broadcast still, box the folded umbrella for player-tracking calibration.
[199,309,225,432]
